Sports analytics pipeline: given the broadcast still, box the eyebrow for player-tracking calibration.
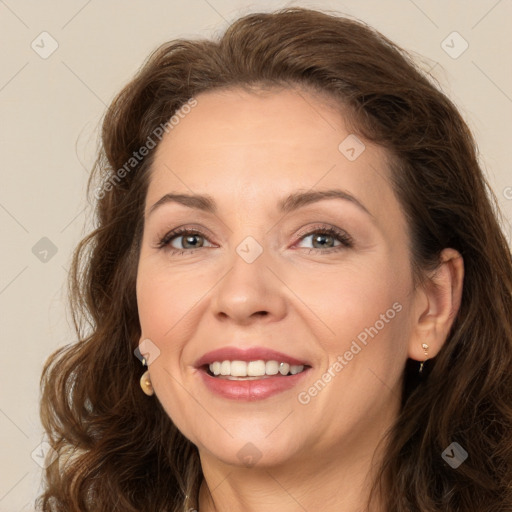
[147,189,372,218]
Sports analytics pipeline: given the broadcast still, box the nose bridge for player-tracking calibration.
[210,230,286,323]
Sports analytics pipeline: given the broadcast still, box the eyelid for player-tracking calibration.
[154,223,215,244]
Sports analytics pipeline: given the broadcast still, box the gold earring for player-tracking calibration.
[140,370,154,396]
[419,343,429,374]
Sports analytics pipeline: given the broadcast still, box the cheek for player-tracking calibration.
[303,275,410,440]
[301,255,411,382]
[136,262,204,340]
[136,266,205,437]
[297,255,406,336]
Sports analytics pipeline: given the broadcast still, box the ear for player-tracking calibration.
[408,248,464,362]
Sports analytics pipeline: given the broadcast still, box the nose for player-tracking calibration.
[210,244,287,326]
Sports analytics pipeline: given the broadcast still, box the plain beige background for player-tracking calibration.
[1,1,511,510]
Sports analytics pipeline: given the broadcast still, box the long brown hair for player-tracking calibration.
[38,8,512,511]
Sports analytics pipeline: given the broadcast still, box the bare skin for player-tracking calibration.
[136,86,464,512]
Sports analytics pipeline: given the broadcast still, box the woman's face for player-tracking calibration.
[136,86,417,470]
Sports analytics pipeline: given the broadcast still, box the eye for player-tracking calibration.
[156,227,214,255]
[294,224,353,253]
[156,224,353,256]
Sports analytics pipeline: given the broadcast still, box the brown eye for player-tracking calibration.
[309,233,337,249]
[174,233,205,249]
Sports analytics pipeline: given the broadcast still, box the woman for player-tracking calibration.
[38,7,512,512]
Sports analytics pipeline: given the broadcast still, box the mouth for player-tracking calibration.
[195,347,312,400]
[204,359,308,380]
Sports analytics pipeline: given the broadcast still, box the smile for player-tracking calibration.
[195,346,312,400]
[208,360,306,379]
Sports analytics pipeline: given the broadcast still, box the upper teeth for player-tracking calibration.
[208,360,305,377]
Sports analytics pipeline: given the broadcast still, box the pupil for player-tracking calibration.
[183,235,203,249]
[313,234,333,248]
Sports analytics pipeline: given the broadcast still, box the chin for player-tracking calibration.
[194,429,305,470]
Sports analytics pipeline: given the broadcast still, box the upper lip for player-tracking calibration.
[195,347,310,368]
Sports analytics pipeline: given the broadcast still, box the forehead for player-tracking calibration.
[154,86,350,163]
[147,86,400,226]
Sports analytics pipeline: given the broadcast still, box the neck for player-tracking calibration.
[197,420,391,512]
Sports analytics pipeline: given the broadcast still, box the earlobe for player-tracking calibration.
[408,248,464,363]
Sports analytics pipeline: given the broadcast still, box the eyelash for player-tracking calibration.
[156,224,353,256]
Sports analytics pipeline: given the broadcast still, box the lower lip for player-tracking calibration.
[198,368,310,401]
